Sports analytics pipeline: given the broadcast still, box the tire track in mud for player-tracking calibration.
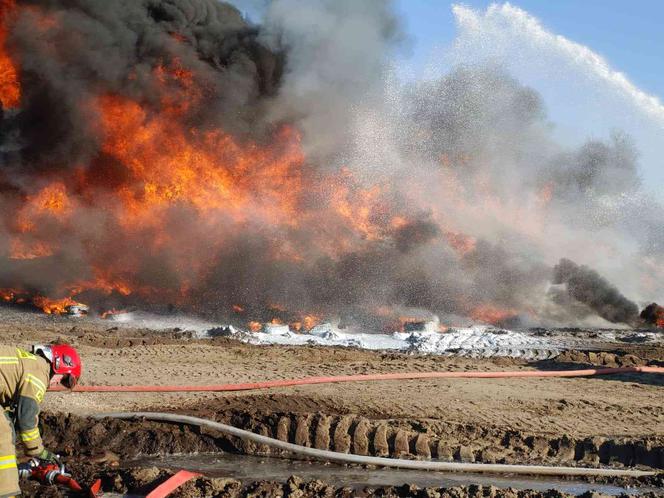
[234,412,663,468]
[41,410,664,470]
[193,410,664,469]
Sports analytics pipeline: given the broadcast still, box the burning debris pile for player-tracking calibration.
[640,303,664,329]
[0,289,88,315]
[0,0,662,329]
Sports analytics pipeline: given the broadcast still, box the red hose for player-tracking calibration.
[146,470,201,498]
[53,474,84,493]
[50,366,664,393]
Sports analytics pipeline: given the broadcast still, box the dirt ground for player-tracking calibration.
[0,307,662,497]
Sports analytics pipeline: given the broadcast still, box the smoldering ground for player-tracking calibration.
[0,0,662,327]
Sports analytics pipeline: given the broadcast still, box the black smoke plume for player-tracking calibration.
[552,258,639,324]
[3,0,282,169]
[640,303,663,328]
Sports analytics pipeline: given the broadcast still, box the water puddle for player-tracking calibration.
[130,453,656,496]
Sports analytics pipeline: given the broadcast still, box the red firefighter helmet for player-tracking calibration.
[32,344,81,389]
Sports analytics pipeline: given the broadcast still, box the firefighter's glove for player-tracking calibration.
[38,448,60,464]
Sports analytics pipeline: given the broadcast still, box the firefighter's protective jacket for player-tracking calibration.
[0,346,50,456]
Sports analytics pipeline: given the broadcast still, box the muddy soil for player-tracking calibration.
[38,410,664,470]
[26,408,663,497]
[0,307,661,497]
[18,468,652,498]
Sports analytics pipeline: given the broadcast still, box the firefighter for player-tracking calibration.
[0,344,81,497]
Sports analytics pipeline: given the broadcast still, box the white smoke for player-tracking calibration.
[258,0,402,164]
[451,2,664,127]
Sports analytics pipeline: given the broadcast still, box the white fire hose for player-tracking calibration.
[93,412,657,478]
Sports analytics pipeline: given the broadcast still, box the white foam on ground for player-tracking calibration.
[225,323,560,359]
[94,312,661,358]
[101,311,218,335]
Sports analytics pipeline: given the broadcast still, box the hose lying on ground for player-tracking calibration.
[93,412,656,478]
[58,366,664,392]
[145,470,201,498]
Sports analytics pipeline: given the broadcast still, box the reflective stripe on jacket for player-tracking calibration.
[0,346,50,456]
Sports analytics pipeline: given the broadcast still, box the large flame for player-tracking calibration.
[98,94,305,227]
[0,14,408,318]
[0,9,529,330]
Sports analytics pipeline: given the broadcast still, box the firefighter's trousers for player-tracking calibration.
[0,413,18,497]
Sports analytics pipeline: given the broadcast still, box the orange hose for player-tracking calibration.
[51,366,664,393]
[146,470,201,498]
[53,474,83,493]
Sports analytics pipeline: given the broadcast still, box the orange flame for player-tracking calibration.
[444,230,477,256]
[290,314,321,332]
[0,288,18,302]
[469,305,517,325]
[303,314,320,330]
[332,185,383,240]
[32,296,83,315]
[97,94,304,228]
[0,39,501,325]
[248,321,262,332]
[16,182,73,234]
[652,307,664,329]
[0,0,20,109]
[9,239,53,260]
[0,288,86,315]
[66,275,133,297]
[7,84,306,307]
[100,308,128,319]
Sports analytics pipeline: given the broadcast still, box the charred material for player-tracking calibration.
[640,303,664,329]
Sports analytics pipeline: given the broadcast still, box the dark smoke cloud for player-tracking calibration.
[4,0,281,170]
[393,219,439,253]
[552,258,639,324]
[640,303,663,328]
